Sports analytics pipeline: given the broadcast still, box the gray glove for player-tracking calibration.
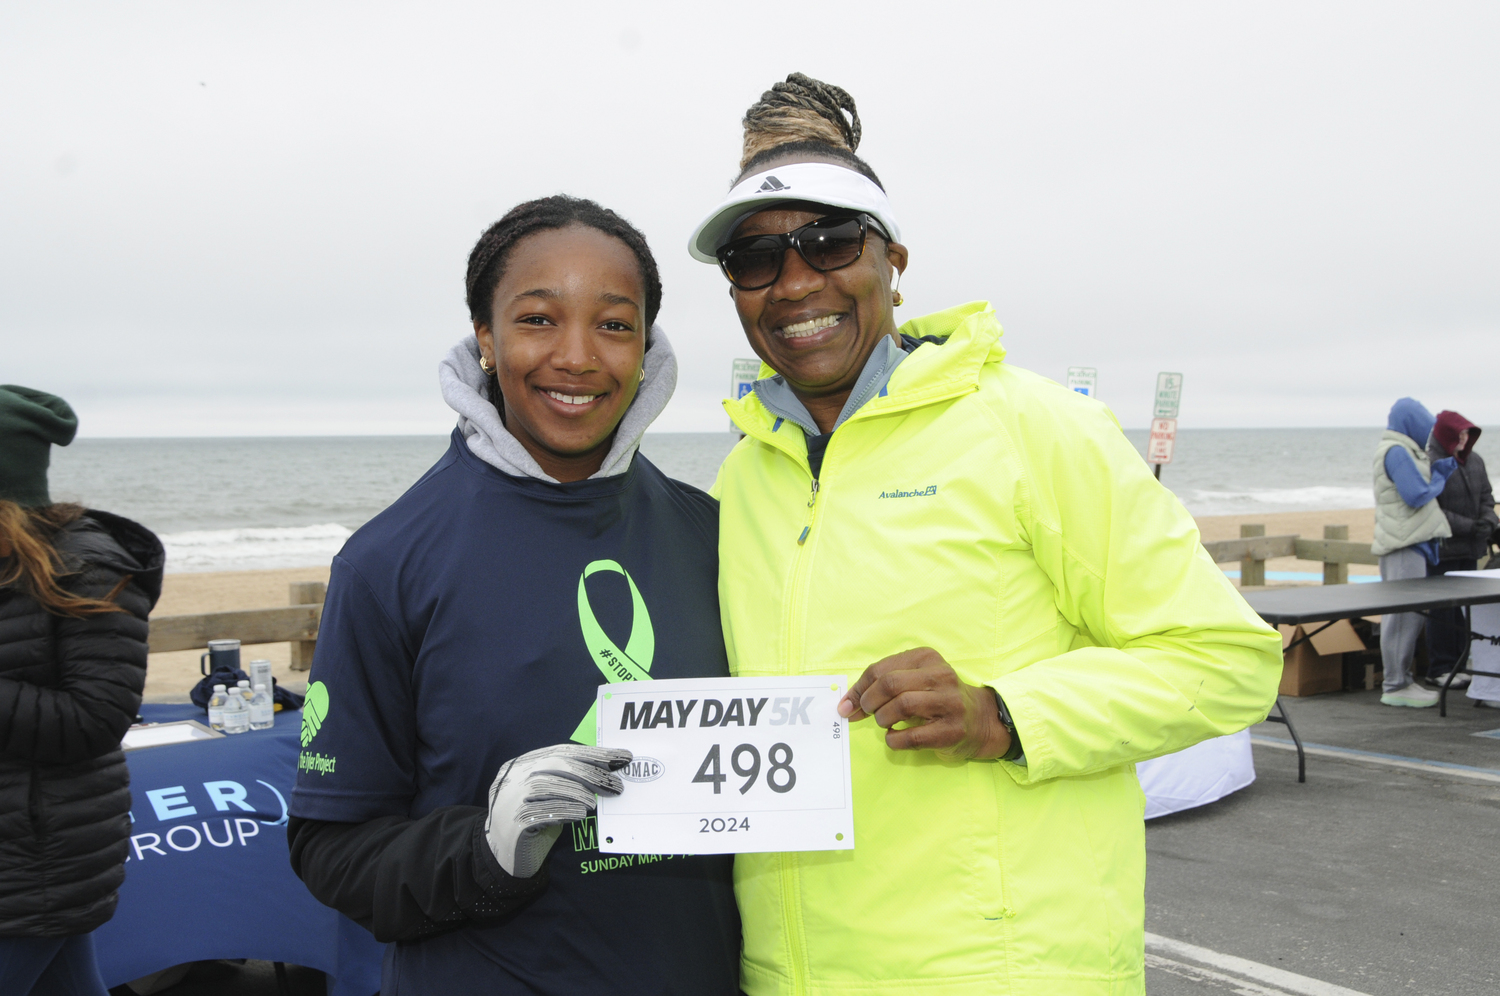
[483,744,632,878]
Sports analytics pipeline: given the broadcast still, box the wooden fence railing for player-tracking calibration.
[147,581,327,670]
[1199,524,1377,586]
[146,526,1379,659]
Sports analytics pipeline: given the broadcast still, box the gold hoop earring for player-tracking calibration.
[638,368,645,383]
[892,271,904,307]
[479,355,495,375]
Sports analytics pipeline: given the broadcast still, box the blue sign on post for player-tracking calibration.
[1066,366,1098,398]
[730,359,760,431]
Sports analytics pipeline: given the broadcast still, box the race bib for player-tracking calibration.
[595,675,854,854]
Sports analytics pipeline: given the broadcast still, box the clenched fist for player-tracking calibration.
[837,648,1011,760]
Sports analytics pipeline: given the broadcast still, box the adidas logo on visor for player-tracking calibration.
[757,176,789,193]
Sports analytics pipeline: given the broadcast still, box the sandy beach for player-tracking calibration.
[141,508,1379,702]
[146,566,330,703]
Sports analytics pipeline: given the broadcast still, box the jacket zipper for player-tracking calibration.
[796,480,819,545]
[784,471,822,666]
[780,464,828,994]
[779,852,806,995]
[727,357,982,994]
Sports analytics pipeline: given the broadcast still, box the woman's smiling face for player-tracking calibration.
[728,199,907,417]
[475,224,647,481]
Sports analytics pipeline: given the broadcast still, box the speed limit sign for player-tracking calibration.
[594,675,855,855]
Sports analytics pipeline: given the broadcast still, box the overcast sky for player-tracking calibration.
[3,2,1496,435]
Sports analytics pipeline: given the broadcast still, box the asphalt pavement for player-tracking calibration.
[1144,688,1500,995]
[1258,685,1500,769]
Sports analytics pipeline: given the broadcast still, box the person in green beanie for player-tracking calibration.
[0,385,80,507]
[0,385,165,996]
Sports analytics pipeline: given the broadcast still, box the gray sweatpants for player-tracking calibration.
[1379,546,1429,691]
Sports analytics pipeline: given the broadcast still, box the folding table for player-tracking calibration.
[1239,576,1500,780]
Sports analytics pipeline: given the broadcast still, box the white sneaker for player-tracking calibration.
[1381,683,1440,708]
[1430,672,1471,688]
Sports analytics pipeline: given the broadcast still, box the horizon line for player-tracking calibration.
[65,424,1450,442]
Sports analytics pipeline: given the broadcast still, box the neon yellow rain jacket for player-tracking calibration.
[713,302,1282,996]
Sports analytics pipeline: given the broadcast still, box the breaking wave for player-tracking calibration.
[160,523,353,573]
[1182,486,1373,517]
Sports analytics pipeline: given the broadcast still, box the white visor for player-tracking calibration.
[687,161,902,264]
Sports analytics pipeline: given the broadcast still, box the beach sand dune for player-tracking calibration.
[140,509,1382,703]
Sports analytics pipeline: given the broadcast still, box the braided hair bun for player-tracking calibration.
[741,72,861,168]
[736,73,884,190]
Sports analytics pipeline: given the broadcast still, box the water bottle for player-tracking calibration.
[235,678,257,724]
[233,680,255,726]
[249,683,274,730]
[222,682,250,735]
[207,683,229,731]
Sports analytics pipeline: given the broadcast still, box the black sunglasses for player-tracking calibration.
[715,214,885,291]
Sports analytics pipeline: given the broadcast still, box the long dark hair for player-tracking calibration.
[0,501,126,617]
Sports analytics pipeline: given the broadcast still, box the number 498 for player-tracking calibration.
[693,743,796,795]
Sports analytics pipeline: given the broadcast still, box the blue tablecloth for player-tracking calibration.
[95,703,383,996]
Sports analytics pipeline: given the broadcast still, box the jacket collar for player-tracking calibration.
[750,335,910,438]
[724,301,1004,460]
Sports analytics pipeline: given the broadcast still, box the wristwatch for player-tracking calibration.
[995,693,1024,763]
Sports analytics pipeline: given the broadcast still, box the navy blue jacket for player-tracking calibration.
[289,431,740,996]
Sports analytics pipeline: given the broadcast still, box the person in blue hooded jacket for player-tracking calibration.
[1370,398,1458,707]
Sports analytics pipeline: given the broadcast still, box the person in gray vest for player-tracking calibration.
[1371,398,1457,707]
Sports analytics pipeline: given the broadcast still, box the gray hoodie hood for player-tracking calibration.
[438,327,677,482]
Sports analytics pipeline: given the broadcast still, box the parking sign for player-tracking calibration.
[1148,417,1177,464]
[1154,372,1183,419]
[1066,366,1098,398]
[730,359,760,432]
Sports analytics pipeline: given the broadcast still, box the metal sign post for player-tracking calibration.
[1148,373,1184,480]
[1066,366,1098,398]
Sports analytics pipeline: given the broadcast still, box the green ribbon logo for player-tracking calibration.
[570,559,655,745]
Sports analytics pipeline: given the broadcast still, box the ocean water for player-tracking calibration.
[45,427,1494,573]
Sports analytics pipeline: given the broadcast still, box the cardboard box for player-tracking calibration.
[1277,619,1367,697]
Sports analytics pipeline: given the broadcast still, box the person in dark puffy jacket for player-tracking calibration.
[0,385,164,996]
[1425,410,1498,685]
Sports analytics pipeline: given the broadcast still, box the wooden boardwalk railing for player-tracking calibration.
[1200,524,1377,587]
[146,525,1381,660]
[147,605,322,654]
[147,581,327,670]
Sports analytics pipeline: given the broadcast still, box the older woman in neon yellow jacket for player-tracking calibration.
[693,74,1282,996]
